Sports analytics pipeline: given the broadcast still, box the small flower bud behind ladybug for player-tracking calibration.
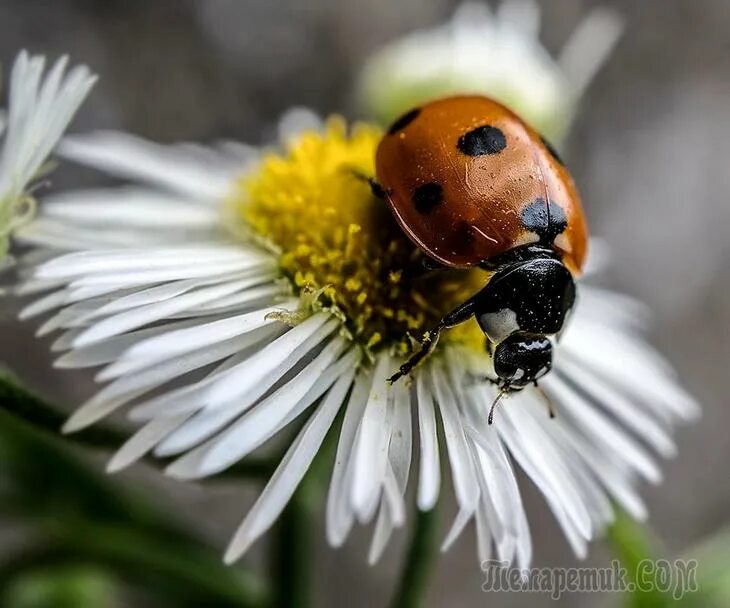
[372,96,588,414]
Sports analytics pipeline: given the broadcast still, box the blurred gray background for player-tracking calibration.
[0,0,728,606]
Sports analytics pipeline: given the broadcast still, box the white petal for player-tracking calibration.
[576,285,651,331]
[462,391,533,570]
[36,246,265,279]
[561,324,700,422]
[80,270,268,320]
[18,288,70,319]
[106,413,192,473]
[54,317,208,368]
[67,258,271,290]
[368,499,396,566]
[99,301,294,380]
[557,360,677,458]
[388,378,413,492]
[441,506,475,553]
[367,464,406,565]
[367,378,412,563]
[201,312,335,409]
[501,405,589,559]
[430,362,480,514]
[544,375,662,483]
[62,331,261,433]
[475,505,493,564]
[351,353,393,521]
[224,369,355,563]
[558,6,624,99]
[72,278,273,347]
[126,325,287,422]
[14,277,67,296]
[0,53,96,200]
[170,283,287,316]
[16,217,199,250]
[158,337,353,462]
[497,0,541,37]
[164,338,354,477]
[550,420,648,521]
[415,370,440,511]
[59,131,248,201]
[501,397,593,540]
[464,426,517,536]
[43,187,218,228]
[326,370,372,547]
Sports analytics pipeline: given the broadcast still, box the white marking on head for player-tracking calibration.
[480,308,520,343]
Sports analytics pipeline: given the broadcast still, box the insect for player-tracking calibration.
[373,96,588,422]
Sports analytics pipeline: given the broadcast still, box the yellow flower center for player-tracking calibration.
[231,118,488,355]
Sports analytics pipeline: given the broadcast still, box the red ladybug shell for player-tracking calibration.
[375,96,588,275]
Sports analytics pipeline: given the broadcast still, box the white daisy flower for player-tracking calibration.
[13,115,698,570]
[0,51,96,267]
[358,0,623,140]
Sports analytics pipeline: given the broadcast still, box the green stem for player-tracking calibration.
[274,487,313,608]
[271,407,344,608]
[0,402,270,606]
[607,508,668,608]
[0,369,127,448]
[389,505,440,608]
[0,370,275,479]
[0,530,268,608]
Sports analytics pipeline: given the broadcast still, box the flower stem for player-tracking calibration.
[273,485,313,608]
[0,402,270,607]
[0,369,126,447]
[389,505,440,608]
[607,508,667,608]
[271,408,344,607]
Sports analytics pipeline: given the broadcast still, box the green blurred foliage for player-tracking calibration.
[2,565,116,608]
[609,509,730,608]
[0,373,269,608]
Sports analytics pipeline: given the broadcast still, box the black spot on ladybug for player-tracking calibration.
[387,108,421,135]
[412,182,443,214]
[521,198,567,244]
[540,136,564,166]
[457,125,507,156]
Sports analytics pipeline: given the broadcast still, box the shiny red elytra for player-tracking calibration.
[375,95,588,274]
[373,96,588,417]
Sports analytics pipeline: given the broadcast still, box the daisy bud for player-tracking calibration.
[357,1,623,141]
[0,51,96,265]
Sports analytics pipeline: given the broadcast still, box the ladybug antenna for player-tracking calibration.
[534,382,557,419]
[488,386,510,425]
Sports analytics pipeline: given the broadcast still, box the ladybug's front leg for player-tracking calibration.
[401,253,449,281]
[346,169,390,200]
[388,298,476,383]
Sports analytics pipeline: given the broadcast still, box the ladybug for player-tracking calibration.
[373,96,588,411]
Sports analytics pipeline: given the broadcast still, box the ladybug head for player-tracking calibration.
[492,331,553,389]
[486,331,554,425]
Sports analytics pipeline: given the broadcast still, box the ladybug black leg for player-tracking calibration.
[420,256,447,272]
[346,169,387,200]
[534,382,557,419]
[388,298,476,383]
[368,179,387,200]
[404,254,449,280]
